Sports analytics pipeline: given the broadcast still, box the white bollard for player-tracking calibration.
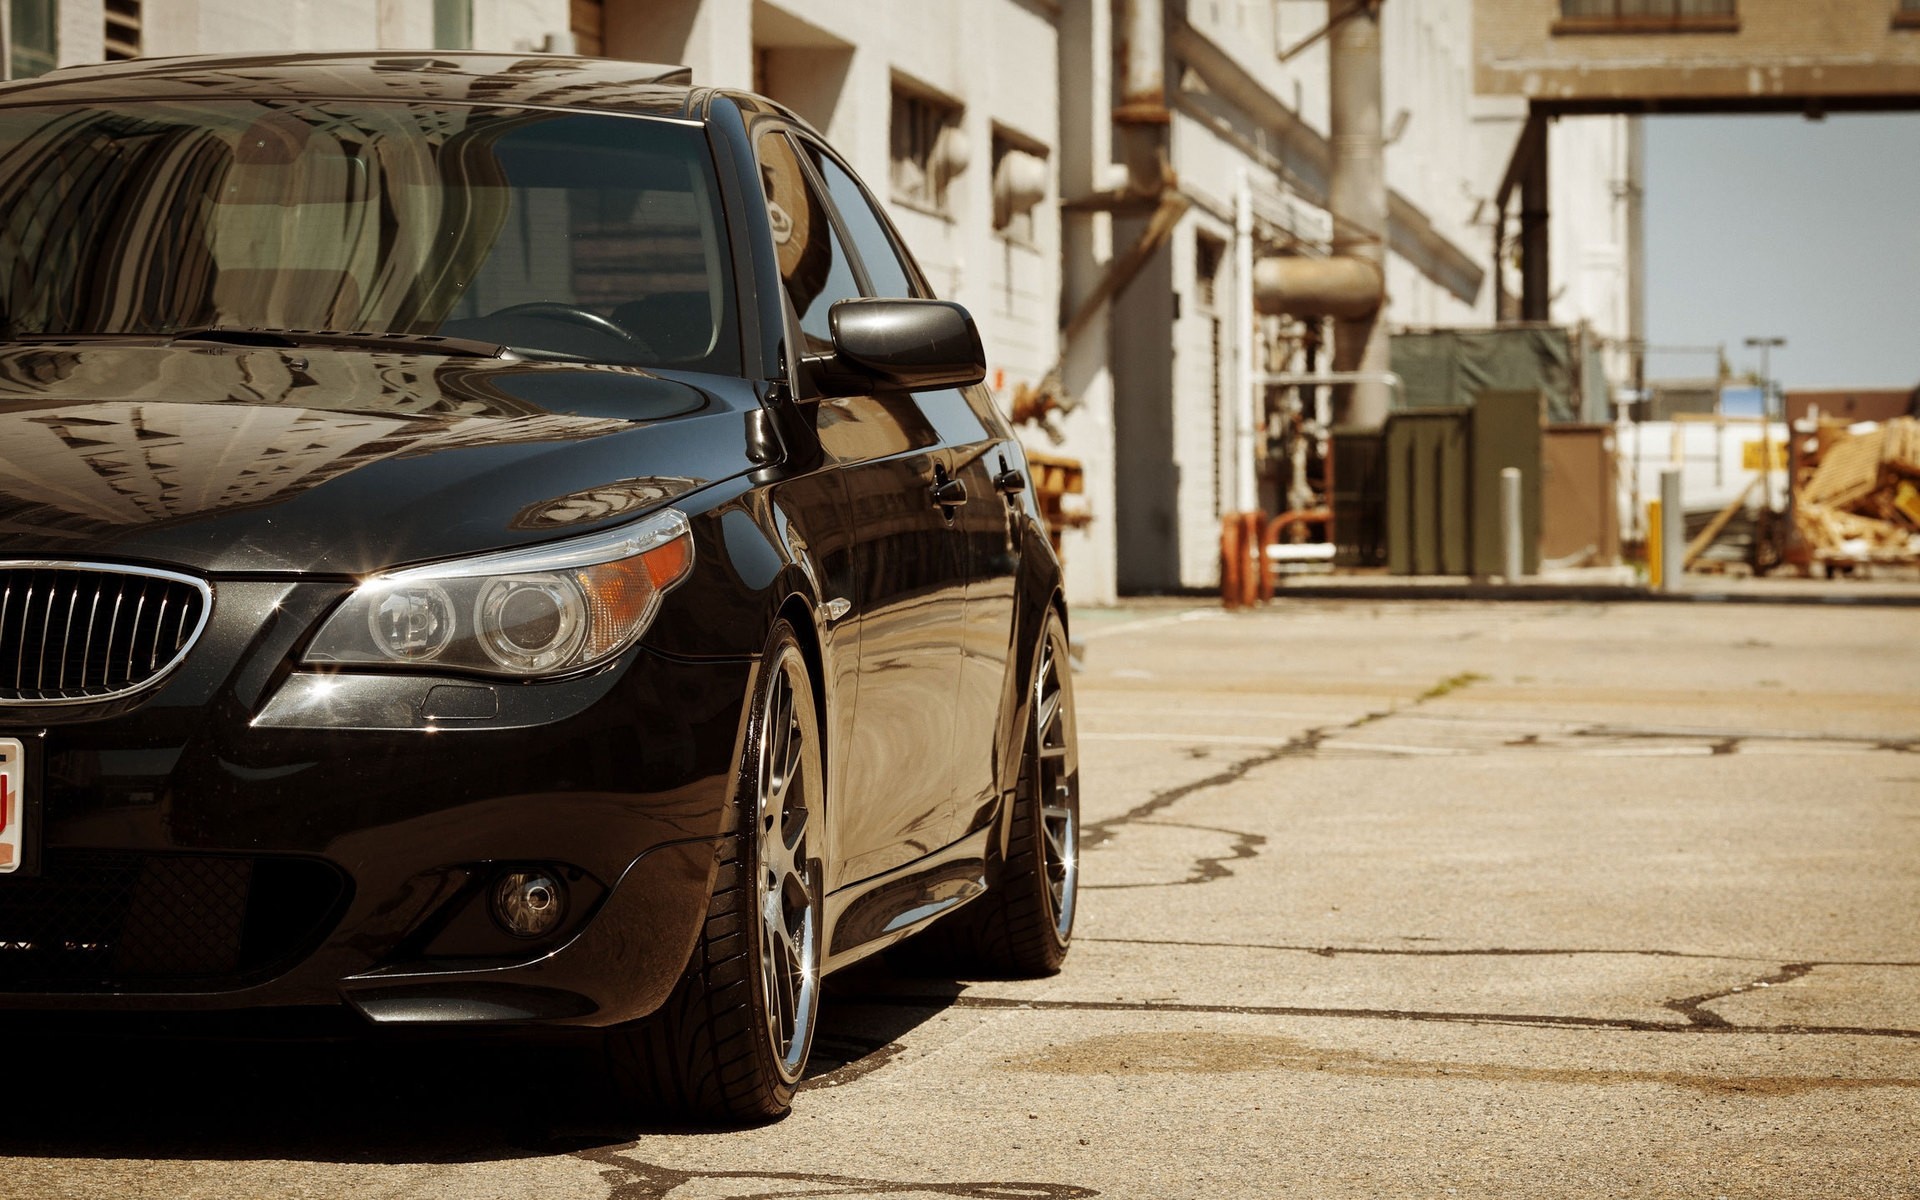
[1500,467,1523,581]
[1659,467,1684,592]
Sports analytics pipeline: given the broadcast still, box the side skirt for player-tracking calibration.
[820,827,992,975]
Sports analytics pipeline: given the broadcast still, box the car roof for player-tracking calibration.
[0,51,703,119]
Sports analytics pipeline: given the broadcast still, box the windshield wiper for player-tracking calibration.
[2,327,515,359]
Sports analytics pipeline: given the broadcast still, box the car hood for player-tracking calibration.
[0,344,755,575]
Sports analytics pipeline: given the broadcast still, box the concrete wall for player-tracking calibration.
[1477,0,1920,108]
[56,0,568,59]
[1381,0,1487,329]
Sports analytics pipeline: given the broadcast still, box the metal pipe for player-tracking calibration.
[1500,467,1524,580]
[1266,509,1331,544]
[1254,255,1384,319]
[1116,0,1169,197]
[1328,0,1389,429]
[1258,369,1404,406]
[1659,467,1683,591]
[1234,171,1259,513]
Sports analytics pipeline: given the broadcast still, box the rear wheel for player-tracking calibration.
[606,621,822,1122]
[915,607,1079,976]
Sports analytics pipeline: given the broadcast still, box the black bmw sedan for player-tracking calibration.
[0,52,1079,1122]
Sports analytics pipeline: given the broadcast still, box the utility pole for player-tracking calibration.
[1744,335,1785,512]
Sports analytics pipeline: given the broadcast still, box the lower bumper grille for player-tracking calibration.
[0,851,347,991]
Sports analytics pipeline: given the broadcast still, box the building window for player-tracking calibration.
[1898,0,1920,29]
[891,84,964,217]
[433,0,472,50]
[991,128,1049,244]
[1553,0,1739,35]
[104,0,141,60]
[7,0,57,79]
[1194,234,1225,313]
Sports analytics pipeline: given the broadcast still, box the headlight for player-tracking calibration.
[304,508,694,678]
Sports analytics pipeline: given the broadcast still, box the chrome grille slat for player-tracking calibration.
[0,563,211,705]
[37,582,57,690]
[79,581,104,693]
[58,586,80,691]
[128,582,150,692]
[15,580,34,685]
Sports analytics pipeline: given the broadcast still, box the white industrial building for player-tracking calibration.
[3,0,1637,601]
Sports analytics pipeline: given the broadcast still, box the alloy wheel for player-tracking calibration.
[1032,633,1078,941]
[755,655,818,1083]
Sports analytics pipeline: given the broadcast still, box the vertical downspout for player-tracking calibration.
[1520,113,1551,322]
[1328,0,1389,428]
[1234,170,1258,513]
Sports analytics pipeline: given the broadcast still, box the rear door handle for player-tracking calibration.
[930,475,969,507]
[994,466,1026,497]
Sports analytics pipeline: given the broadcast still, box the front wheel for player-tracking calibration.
[605,620,822,1122]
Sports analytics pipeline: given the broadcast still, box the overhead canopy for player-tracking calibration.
[1390,326,1612,425]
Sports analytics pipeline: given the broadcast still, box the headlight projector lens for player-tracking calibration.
[490,870,568,938]
[475,574,587,672]
[368,583,457,662]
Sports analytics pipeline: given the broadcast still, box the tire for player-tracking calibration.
[914,607,1079,976]
[605,620,823,1123]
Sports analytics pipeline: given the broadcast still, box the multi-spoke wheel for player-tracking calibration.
[607,620,822,1122]
[1030,622,1079,949]
[905,607,1079,976]
[753,649,819,1085]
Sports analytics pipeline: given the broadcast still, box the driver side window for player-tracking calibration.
[797,141,920,300]
[755,130,861,354]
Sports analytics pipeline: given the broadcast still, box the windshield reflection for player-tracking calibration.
[0,101,737,372]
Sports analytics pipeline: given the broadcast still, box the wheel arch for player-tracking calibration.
[772,588,831,830]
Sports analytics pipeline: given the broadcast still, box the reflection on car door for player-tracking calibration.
[815,396,968,882]
[756,129,967,887]
[800,141,1022,847]
[930,386,1022,838]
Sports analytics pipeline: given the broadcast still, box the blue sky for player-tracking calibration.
[1643,113,1920,392]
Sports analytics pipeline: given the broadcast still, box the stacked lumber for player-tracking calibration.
[1024,448,1090,554]
[1794,416,1920,563]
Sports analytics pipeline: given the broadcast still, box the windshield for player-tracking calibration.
[0,100,739,372]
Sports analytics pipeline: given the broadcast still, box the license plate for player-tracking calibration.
[0,738,23,874]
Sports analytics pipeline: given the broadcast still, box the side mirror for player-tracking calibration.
[820,298,986,390]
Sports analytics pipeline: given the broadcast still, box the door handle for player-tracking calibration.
[930,475,969,508]
[994,466,1027,497]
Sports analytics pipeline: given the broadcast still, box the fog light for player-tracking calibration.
[490,870,568,938]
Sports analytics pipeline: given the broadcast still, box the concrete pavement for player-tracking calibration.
[3,598,1917,1198]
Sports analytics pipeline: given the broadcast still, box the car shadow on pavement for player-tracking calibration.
[0,974,967,1163]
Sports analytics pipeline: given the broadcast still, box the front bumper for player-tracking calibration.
[0,578,751,1028]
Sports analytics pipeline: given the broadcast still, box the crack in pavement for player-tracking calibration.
[1080,820,1266,891]
[576,1144,1100,1200]
[1666,962,1819,1029]
[800,1034,908,1091]
[1077,936,1920,968]
[1077,671,1489,885]
[1077,738,1311,853]
[827,991,1920,1040]
[1567,724,1920,754]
